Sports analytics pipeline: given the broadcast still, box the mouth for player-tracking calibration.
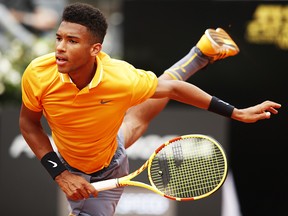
[55,55,68,66]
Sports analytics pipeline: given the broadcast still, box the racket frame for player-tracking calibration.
[92,134,228,201]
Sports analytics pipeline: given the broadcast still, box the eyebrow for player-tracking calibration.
[56,33,80,40]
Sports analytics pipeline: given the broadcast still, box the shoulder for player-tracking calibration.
[30,52,56,68]
[98,51,126,67]
[23,52,58,84]
[98,51,157,83]
[25,52,56,75]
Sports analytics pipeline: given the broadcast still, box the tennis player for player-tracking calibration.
[19,2,281,216]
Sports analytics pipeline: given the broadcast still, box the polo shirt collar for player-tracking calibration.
[58,55,103,89]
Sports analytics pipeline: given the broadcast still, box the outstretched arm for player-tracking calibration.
[153,79,281,123]
[123,77,281,149]
[123,27,240,149]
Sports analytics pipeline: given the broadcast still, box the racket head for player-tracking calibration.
[147,134,228,201]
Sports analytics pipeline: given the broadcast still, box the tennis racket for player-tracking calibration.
[92,134,228,201]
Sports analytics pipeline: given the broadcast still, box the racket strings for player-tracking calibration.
[149,137,227,199]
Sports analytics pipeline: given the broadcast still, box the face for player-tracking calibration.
[55,21,101,74]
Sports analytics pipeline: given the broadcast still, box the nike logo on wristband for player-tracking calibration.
[48,160,58,168]
[219,100,230,105]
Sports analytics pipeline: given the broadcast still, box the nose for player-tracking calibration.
[56,40,66,52]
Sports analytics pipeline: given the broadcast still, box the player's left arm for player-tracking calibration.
[152,79,281,123]
[152,79,212,109]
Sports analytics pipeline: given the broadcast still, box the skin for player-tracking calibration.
[19,21,281,201]
[123,74,281,148]
[55,21,101,89]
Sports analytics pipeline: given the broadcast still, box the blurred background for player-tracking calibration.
[0,0,286,215]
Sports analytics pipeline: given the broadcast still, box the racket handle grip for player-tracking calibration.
[91,179,118,191]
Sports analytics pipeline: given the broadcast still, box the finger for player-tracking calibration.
[71,184,94,199]
[86,184,98,198]
[254,112,270,122]
[70,186,91,200]
[90,190,98,198]
[267,107,279,114]
[79,188,91,199]
[68,192,83,201]
[262,101,281,110]
[86,189,98,198]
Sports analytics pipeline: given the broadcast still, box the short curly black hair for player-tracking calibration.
[62,2,108,43]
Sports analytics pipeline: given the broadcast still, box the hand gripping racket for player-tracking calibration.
[92,134,228,201]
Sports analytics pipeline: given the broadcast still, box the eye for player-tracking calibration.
[69,40,78,44]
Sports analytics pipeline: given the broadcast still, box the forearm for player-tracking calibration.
[162,80,212,110]
[167,81,281,122]
[19,113,68,180]
[172,83,281,123]
[153,80,234,117]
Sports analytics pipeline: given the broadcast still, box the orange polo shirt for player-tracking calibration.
[21,51,158,173]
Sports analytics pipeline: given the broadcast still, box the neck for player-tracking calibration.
[69,63,96,90]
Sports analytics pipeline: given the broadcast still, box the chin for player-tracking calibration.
[57,67,68,74]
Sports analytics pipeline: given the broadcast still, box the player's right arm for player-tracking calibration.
[19,103,97,200]
[19,103,53,159]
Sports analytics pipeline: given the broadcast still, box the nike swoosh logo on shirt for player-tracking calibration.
[48,160,58,168]
[100,99,113,104]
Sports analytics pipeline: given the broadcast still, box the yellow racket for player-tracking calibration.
[92,134,228,201]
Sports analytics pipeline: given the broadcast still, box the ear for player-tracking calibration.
[91,43,102,56]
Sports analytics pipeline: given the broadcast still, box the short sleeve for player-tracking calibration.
[21,62,43,112]
[129,67,158,106]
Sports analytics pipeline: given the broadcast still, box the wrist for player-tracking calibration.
[230,108,244,121]
[208,96,235,118]
[54,170,70,181]
[41,151,67,180]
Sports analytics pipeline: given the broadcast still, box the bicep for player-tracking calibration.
[19,103,42,127]
[19,103,44,143]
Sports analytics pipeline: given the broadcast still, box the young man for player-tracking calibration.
[19,2,281,216]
